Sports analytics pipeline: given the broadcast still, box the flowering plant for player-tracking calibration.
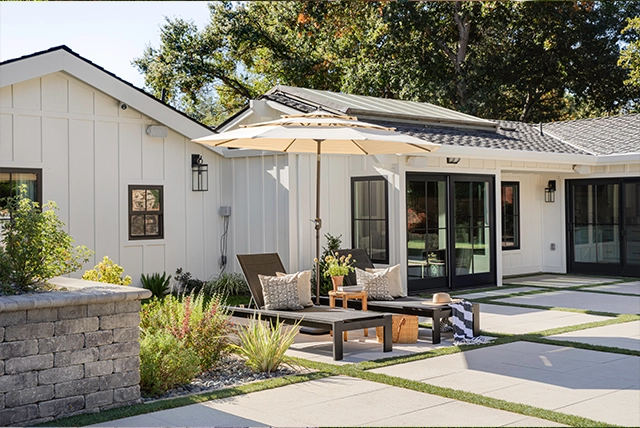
[321,252,355,277]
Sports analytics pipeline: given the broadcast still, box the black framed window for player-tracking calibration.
[1,168,42,220]
[501,182,520,249]
[352,176,389,264]
[129,185,163,240]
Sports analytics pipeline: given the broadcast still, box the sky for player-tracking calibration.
[0,1,212,89]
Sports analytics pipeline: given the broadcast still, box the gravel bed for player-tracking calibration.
[142,354,306,402]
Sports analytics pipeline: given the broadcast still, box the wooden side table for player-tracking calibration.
[328,290,368,341]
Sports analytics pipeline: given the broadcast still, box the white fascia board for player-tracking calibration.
[593,153,640,165]
[1,51,65,87]
[216,109,254,132]
[2,50,212,140]
[428,145,597,165]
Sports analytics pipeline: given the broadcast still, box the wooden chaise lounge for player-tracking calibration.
[230,253,393,361]
[329,249,480,344]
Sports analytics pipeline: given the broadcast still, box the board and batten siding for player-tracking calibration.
[0,72,226,285]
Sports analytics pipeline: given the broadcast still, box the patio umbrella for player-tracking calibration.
[193,111,440,304]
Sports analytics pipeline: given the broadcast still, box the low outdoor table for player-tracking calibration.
[227,305,393,361]
[328,290,368,341]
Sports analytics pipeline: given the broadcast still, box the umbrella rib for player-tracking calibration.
[351,140,369,155]
[407,143,434,152]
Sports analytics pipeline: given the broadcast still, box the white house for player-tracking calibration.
[214,86,640,293]
[2,47,639,292]
[0,46,225,285]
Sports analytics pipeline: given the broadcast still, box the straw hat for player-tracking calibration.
[427,292,462,306]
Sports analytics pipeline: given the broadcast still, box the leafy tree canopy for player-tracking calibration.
[134,1,640,125]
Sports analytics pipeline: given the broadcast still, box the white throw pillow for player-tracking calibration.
[276,270,314,307]
[355,268,393,301]
[258,274,304,311]
[366,264,405,297]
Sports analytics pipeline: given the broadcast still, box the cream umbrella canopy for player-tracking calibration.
[193,112,440,304]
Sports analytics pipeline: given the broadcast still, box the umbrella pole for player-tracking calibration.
[314,140,322,305]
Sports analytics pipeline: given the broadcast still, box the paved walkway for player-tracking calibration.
[372,342,639,427]
[94,376,564,427]
[546,320,640,351]
[496,289,640,314]
[89,274,639,427]
[503,275,618,288]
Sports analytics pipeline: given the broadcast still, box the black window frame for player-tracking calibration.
[0,168,43,219]
[128,185,164,240]
[351,176,389,264]
[501,181,520,250]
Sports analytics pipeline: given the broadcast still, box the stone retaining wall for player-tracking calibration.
[0,277,151,426]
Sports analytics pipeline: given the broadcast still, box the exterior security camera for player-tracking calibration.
[119,102,128,111]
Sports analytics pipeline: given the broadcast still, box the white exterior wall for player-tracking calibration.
[0,72,225,285]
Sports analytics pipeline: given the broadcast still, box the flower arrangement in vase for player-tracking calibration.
[322,252,355,291]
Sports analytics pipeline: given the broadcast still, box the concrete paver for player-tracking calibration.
[372,342,638,426]
[93,376,564,427]
[286,325,459,365]
[587,282,640,295]
[453,286,537,300]
[496,289,640,314]
[545,320,640,351]
[503,274,618,288]
[477,303,610,335]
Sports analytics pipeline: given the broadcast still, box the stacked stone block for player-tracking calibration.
[0,280,150,426]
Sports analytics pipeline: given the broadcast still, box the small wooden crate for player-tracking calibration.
[376,315,419,344]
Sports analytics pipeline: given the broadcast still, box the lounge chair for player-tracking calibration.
[230,253,393,361]
[331,249,480,344]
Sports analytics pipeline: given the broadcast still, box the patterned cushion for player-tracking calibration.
[366,264,405,297]
[355,268,393,301]
[258,274,304,310]
[276,270,314,307]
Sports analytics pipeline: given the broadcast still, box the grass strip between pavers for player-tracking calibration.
[470,298,634,317]
[36,371,331,427]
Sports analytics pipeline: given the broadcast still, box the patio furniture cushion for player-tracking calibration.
[366,264,405,297]
[258,274,304,311]
[356,268,393,301]
[276,270,314,307]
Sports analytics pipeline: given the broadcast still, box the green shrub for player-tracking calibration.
[140,292,232,370]
[0,186,93,293]
[172,267,206,295]
[82,256,131,285]
[231,314,299,374]
[207,272,250,296]
[139,330,201,396]
[141,272,171,299]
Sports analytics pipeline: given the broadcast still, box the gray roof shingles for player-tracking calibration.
[263,91,639,157]
[543,114,640,156]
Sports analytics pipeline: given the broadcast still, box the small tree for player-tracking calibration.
[0,186,93,293]
[311,233,343,296]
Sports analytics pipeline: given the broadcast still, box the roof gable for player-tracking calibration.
[0,46,212,139]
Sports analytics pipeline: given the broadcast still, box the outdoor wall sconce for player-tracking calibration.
[446,157,461,164]
[545,180,556,203]
[191,154,208,192]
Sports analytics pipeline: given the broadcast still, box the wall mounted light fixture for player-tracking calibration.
[446,157,461,164]
[191,154,208,192]
[545,180,556,203]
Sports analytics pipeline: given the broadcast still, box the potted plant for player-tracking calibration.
[322,252,355,291]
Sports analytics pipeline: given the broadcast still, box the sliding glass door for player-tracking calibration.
[567,178,640,277]
[407,173,496,293]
